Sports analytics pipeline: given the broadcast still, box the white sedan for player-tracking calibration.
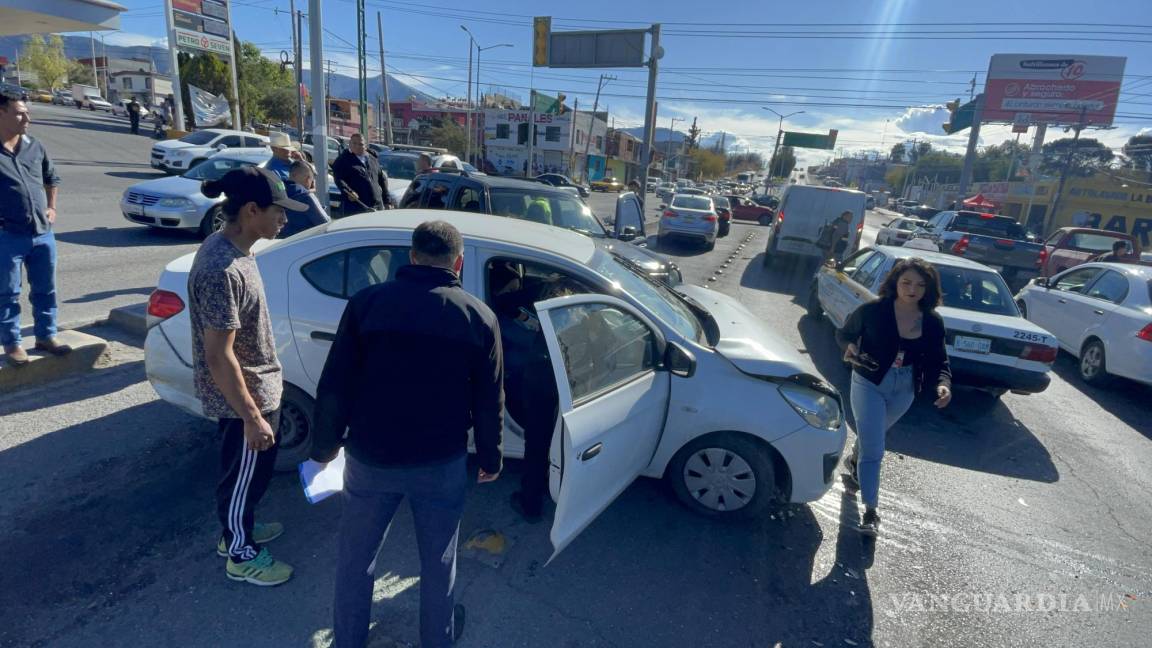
[122,148,341,238]
[875,217,928,247]
[144,211,847,555]
[809,245,1058,397]
[1016,262,1152,387]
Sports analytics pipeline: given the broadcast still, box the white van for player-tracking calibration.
[762,185,866,265]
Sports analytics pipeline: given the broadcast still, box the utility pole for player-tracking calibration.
[377,12,393,145]
[526,89,536,177]
[1048,107,1088,234]
[581,74,613,183]
[162,1,185,130]
[969,74,977,101]
[356,0,367,136]
[956,93,984,199]
[638,24,661,191]
[309,0,329,209]
[288,0,304,138]
[227,30,241,128]
[464,35,473,164]
[88,34,98,91]
[663,116,683,176]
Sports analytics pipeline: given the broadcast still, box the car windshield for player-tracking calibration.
[936,266,1019,316]
[183,157,257,181]
[713,197,730,208]
[178,131,219,145]
[381,155,417,180]
[672,195,712,210]
[591,250,703,343]
[953,213,1026,239]
[489,187,606,236]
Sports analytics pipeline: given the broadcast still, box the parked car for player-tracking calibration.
[897,199,922,215]
[646,176,661,193]
[536,173,590,197]
[299,133,343,168]
[150,128,269,174]
[906,205,941,221]
[724,194,776,226]
[50,89,71,105]
[875,217,929,247]
[397,172,681,285]
[1036,227,1142,278]
[1,83,30,101]
[144,210,848,551]
[123,148,340,238]
[1016,263,1152,387]
[762,185,867,266]
[112,99,150,119]
[656,182,677,203]
[752,194,780,209]
[712,196,732,237]
[659,194,719,250]
[909,210,1043,290]
[809,246,1057,396]
[591,176,624,192]
[378,151,478,205]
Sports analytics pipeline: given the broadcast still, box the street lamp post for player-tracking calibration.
[461,25,512,167]
[762,107,804,179]
[663,117,683,177]
[475,42,513,167]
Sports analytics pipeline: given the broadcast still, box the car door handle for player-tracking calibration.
[1058,298,1067,304]
[311,331,336,342]
[579,443,603,462]
[1093,309,1104,315]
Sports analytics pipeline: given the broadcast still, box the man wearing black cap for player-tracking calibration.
[189,166,307,586]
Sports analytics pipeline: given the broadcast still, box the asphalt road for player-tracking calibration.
[2,112,1151,647]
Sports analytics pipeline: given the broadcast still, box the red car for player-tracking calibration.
[724,194,775,225]
[1037,227,1142,277]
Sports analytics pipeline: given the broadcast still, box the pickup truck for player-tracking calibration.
[910,210,1043,290]
[1036,227,1142,277]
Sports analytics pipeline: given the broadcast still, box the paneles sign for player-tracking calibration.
[983,54,1126,127]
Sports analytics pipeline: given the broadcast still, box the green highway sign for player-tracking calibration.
[943,95,980,134]
[781,129,838,150]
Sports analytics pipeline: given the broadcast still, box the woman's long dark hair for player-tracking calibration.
[877,257,942,312]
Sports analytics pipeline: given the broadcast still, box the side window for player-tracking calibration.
[217,135,243,148]
[851,252,887,288]
[1045,231,1065,246]
[1085,271,1129,304]
[243,136,265,147]
[425,180,453,209]
[400,176,428,208]
[301,246,410,299]
[1053,267,1101,293]
[549,303,659,404]
[840,250,874,275]
[451,186,485,213]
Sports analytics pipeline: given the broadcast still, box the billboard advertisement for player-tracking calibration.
[983,54,1126,127]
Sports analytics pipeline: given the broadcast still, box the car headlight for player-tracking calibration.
[778,382,842,430]
[158,197,194,208]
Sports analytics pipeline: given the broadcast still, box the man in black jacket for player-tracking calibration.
[312,220,503,648]
[331,132,392,215]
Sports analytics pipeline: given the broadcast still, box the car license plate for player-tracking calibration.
[125,203,144,216]
[954,335,991,354]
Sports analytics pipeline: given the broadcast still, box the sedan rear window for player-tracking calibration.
[712,197,730,208]
[937,266,1019,316]
[671,196,712,210]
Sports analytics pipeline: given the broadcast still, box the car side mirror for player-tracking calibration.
[664,342,696,378]
[215,143,227,151]
[1034,277,1049,288]
[618,226,638,242]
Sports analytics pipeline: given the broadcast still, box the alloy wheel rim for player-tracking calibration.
[212,210,226,232]
[683,448,756,511]
[1081,346,1102,378]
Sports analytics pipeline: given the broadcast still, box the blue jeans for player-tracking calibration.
[0,230,58,347]
[334,453,468,648]
[849,366,915,509]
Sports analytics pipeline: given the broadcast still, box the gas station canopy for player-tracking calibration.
[1,0,125,37]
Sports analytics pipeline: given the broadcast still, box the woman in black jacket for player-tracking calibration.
[836,257,953,535]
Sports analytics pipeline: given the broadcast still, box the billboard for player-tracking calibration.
[781,129,838,150]
[983,54,1126,127]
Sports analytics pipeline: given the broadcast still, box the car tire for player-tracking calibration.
[806,283,823,318]
[758,214,770,226]
[1079,339,1110,386]
[275,383,314,472]
[199,206,226,239]
[718,223,730,237]
[705,238,716,251]
[666,432,779,520]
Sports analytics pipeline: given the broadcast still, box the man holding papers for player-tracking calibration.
[310,220,504,648]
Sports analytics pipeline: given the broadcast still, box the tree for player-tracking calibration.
[725,151,765,173]
[260,87,298,125]
[885,165,907,189]
[428,118,467,153]
[911,151,963,184]
[908,141,932,165]
[889,142,906,163]
[1122,135,1152,177]
[1039,137,1114,177]
[236,40,293,126]
[688,148,725,179]
[67,59,95,86]
[19,34,70,90]
[769,145,797,178]
[685,118,701,151]
[974,139,1030,182]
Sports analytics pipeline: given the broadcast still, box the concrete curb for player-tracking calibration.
[107,303,149,338]
[0,330,111,391]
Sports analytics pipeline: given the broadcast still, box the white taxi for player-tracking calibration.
[808,246,1058,397]
[144,211,848,556]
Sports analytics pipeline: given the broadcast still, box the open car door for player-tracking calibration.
[534,294,671,561]
[613,192,647,242]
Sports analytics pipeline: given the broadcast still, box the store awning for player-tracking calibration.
[0,0,124,36]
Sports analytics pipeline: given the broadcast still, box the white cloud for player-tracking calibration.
[893,105,948,135]
[102,32,166,49]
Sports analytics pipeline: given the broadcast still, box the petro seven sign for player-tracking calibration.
[174,28,232,55]
[982,54,1126,127]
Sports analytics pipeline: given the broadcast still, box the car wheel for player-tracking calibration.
[199,206,226,239]
[275,384,314,472]
[1016,300,1027,318]
[705,238,716,251]
[758,214,770,226]
[806,283,823,318]
[1079,339,1109,386]
[719,223,730,237]
[666,433,778,519]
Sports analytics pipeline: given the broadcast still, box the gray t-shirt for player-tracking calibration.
[188,232,282,418]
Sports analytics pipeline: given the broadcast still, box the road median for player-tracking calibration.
[0,330,111,391]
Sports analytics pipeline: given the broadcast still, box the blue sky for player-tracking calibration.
[108,0,1152,164]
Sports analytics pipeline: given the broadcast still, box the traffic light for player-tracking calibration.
[533,17,551,67]
[942,98,962,134]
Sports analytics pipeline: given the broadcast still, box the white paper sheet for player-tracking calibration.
[298,449,345,504]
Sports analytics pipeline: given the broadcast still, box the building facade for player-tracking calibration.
[481,107,606,178]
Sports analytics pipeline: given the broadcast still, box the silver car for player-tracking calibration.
[658,194,719,250]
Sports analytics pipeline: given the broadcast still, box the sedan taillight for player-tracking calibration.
[951,236,970,255]
[148,289,185,320]
[1020,343,1058,364]
[704,213,718,222]
[1137,324,1152,342]
[663,210,677,218]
